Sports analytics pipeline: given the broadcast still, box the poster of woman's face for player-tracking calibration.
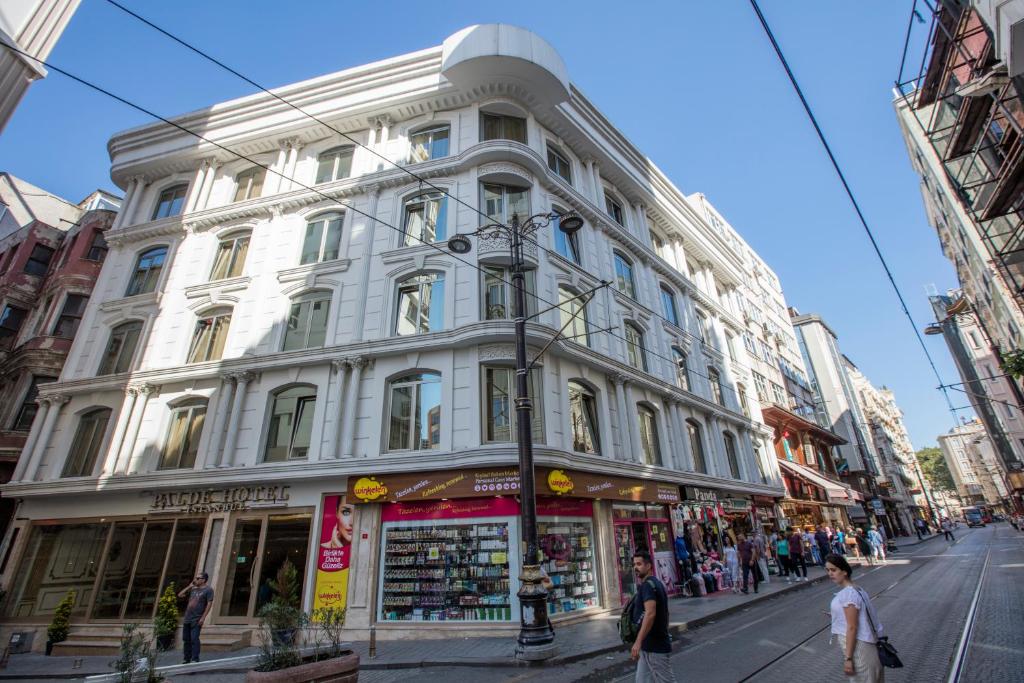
[320,496,354,548]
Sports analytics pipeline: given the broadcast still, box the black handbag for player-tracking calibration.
[855,588,903,669]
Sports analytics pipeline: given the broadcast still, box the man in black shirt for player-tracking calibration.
[630,551,677,682]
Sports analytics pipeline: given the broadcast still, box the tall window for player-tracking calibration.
[62,408,111,477]
[482,183,529,224]
[98,321,143,375]
[568,381,600,454]
[723,431,740,479]
[209,232,250,280]
[605,194,624,225]
[152,185,188,220]
[672,347,690,391]
[85,230,109,262]
[553,211,581,264]
[24,244,54,276]
[264,386,317,462]
[737,384,749,417]
[396,272,444,335]
[186,309,231,363]
[547,145,572,183]
[660,285,679,326]
[387,372,442,451]
[0,304,28,343]
[687,419,707,474]
[233,167,265,202]
[52,294,88,338]
[315,146,354,184]
[483,366,543,442]
[708,368,723,404]
[480,112,526,143]
[695,310,709,344]
[159,401,206,470]
[13,376,57,431]
[482,266,536,319]
[300,213,343,264]
[558,287,589,346]
[613,253,636,299]
[753,372,769,401]
[409,126,450,163]
[283,292,331,351]
[125,246,167,296]
[402,193,447,245]
[638,405,662,466]
[624,323,647,371]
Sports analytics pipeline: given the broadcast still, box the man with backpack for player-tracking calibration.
[626,551,676,682]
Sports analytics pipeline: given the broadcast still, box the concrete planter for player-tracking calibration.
[245,651,359,683]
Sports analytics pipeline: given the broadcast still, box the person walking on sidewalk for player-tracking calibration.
[723,536,741,593]
[815,525,832,566]
[868,527,886,564]
[914,517,926,540]
[754,531,771,585]
[788,526,807,581]
[178,572,214,664]
[630,551,677,683]
[737,533,759,594]
[775,530,792,581]
[855,529,874,565]
[941,518,955,542]
[825,554,885,682]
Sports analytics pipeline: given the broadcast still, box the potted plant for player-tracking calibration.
[153,584,179,651]
[46,591,75,655]
[110,624,163,683]
[261,560,302,646]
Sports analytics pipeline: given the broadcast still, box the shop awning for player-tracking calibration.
[777,459,856,505]
[847,504,868,520]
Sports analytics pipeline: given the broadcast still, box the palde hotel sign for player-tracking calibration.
[150,485,291,513]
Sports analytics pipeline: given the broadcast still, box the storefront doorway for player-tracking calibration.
[612,503,675,604]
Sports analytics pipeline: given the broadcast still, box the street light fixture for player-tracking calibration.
[444,210,585,660]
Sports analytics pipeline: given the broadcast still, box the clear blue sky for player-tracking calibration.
[0,0,965,448]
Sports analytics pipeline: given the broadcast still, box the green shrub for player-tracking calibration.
[47,591,75,644]
[153,584,179,643]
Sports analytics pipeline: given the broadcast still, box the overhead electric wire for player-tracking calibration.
[0,41,750,407]
[748,0,960,415]
[102,0,778,383]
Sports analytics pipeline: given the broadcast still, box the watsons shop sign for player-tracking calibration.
[150,486,290,513]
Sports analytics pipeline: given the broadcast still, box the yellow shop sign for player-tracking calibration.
[352,476,388,502]
[546,469,574,495]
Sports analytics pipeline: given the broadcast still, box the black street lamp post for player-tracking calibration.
[448,210,583,660]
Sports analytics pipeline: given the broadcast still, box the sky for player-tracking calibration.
[0,0,966,448]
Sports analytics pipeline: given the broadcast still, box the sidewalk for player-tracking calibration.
[0,567,830,681]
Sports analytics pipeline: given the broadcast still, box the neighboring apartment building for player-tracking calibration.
[0,0,81,134]
[0,173,119,539]
[847,365,922,536]
[0,26,786,648]
[938,419,1012,511]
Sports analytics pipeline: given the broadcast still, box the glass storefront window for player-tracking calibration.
[538,518,597,615]
[221,514,312,619]
[255,515,312,613]
[123,522,173,618]
[222,519,263,617]
[380,519,512,622]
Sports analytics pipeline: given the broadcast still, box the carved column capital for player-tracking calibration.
[608,372,628,387]
[331,358,351,373]
[41,394,70,407]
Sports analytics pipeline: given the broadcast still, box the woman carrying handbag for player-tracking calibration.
[824,554,900,681]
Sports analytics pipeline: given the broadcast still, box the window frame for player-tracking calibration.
[395,271,445,336]
[479,112,527,143]
[151,184,188,220]
[62,408,112,478]
[209,231,251,281]
[481,182,530,225]
[315,146,355,184]
[263,385,318,462]
[723,431,740,479]
[604,193,624,225]
[552,209,581,264]
[546,144,572,183]
[232,167,266,203]
[408,125,450,163]
[299,212,344,265]
[402,192,448,246]
[24,244,55,277]
[385,372,443,452]
[687,419,707,474]
[672,347,690,391]
[637,404,662,466]
[482,265,536,320]
[482,364,544,443]
[613,252,637,299]
[0,304,28,341]
[158,401,207,470]
[52,293,89,339]
[558,286,589,346]
[660,285,679,326]
[186,308,232,364]
[85,229,109,262]
[708,367,724,405]
[567,381,600,454]
[624,322,647,371]
[12,375,57,431]
[282,291,332,351]
[98,320,144,375]
[125,246,168,297]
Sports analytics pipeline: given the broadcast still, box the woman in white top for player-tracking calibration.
[722,536,740,593]
[825,553,883,682]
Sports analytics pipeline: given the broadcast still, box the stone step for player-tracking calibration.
[52,628,250,656]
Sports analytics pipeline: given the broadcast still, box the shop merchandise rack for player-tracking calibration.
[539,521,598,614]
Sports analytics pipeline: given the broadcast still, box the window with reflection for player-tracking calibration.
[638,405,662,466]
[62,408,111,477]
[613,253,636,299]
[98,320,143,375]
[387,372,442,451]
[86,229,109,262]
[396,272,444,335]
[233,167,265,202]
[483,266,536,320]
[724,431,740,479]
[300,213,343,264]
[52,294,88,338]
[402,193,447,246]
[624,322,647,371]
[480,112,527,143]
[159,401,206,470]
[568,381,599,454]
[547,145,572,183]
[708,367,723,405]
[316,146,354,184]
[186,309,231,363]
[264,385,317,461]
[152,185,188,220]
[125,246,167,296]
[209,232,250,280]
[482,183,529,224]
[672,346,690,391]
[283,291,331,351]
[605,194,624,225]
[409,126,450,163]
[558,287,589,346]
[687,419,707,474]
[553,210,581,264]
[483,365,543,443]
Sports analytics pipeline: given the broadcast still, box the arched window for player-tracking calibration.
[723,431,740,479]
[402,192,448,245]
[708,368,723,405]
[233,167,265,202]
[209,231,251,280]
[568,381,600,454]
[125,246,167,296]
[98,320,143,375]
[300,213,343,265]
[63,408,111,477]
[687,419,707,474]
[547,144,572,183]
[315,146,354,184]
[482,183,529,224]
[159,400,207,470]
[638,405,662,466]
[660,285,679,326]
[386,372,442,451]
[187,308,231,363]
[672,347,690,391]
[624,322,647,371]
[613,252,636,299]
[482,266,536,319]
[151,184,188,220]
[552,209,581,264]
[480,111,526,143]
[558,287,589,346]
[409,125,450,163]
[396,272,444,335]
[264,385,317,462]
[283,291,331,351]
